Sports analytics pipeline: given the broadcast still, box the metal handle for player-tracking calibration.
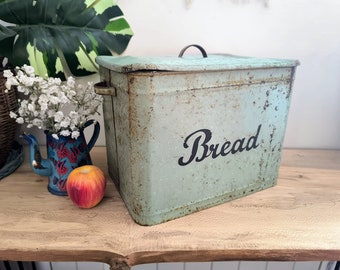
[178,44,208,58]
[94,81,117,96]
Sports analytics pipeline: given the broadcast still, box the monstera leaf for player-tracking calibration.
[0,0,133,79]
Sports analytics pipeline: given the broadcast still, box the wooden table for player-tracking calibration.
[0,148,339,269]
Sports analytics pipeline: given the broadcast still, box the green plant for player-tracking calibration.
[0,0,133,79]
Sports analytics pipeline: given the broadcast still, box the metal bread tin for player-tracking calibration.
[95,45,299,225]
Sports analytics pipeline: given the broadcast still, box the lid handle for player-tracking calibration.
[178,44,208,58]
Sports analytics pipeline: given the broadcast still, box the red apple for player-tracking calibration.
[66,165,106,209]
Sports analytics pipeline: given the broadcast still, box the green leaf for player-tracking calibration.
[0,0,133,78]
[106,18,133,34]
[26,43,48,77]
[0,24,16,41]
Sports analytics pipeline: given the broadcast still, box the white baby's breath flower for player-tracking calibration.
[5,77,18,90]
[60,118,70,128]
[67,90,77,98]
[32,118,43,128]
[7,65,102,136]
[16,117,24,124]
[20,76,35,86]
[60,130,71,137]
[17,85,30,95]
[47,110,56,118]
[54,111,64,122]
[38,94,49,105]
[67,77,76,88]
[40,102,48,112]
[50,95,61,105]
[39,82,50,91]
[3,69,13,78]
[27,103,35,112]
[28,102,36,112]
[22,65,35,76]
[54,123,61,131]
[71,131,80,139]
[21,99,28,106]
[29,93,38,102]
[18,106,26,116]
[59,93,69,104]
[9,111,17,118]
[46,85,59,95]
[16,69,24,77]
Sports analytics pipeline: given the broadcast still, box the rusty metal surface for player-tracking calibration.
[96,54,298,73]
[96,54,298,225]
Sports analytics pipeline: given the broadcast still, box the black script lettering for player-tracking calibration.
[209,144,220,159]
[178,129,212,166]
[220,141,231,156]
[231,138,246,154]
[246,124,261,151]
[178,124,262,166]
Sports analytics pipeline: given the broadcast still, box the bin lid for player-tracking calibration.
[96,45,299,73]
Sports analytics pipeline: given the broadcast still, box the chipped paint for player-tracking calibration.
[96,52,298,225]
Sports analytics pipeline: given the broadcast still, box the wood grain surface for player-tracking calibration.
[0,148,339,268]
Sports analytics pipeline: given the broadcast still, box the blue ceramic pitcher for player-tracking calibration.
[22,120,100,196]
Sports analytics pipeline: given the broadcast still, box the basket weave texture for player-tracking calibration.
[0,58,18,168]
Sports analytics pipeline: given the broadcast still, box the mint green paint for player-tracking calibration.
[96,54,299,73]
[96,52,299,225]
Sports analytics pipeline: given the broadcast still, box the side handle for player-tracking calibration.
[94,81,117,96]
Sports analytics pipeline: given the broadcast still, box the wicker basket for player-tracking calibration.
[0,57,18,168]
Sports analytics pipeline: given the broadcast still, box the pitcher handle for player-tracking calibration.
[83,120,100,151]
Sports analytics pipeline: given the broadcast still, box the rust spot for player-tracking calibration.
[269,127,276,145]
[132,202,143,215]
[128,92,138,138]
[263,100,270,110]
[129,76,135,85]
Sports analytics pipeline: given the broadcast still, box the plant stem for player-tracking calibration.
[54,40,72,78]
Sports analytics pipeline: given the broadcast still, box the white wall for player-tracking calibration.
[114,0,340,149]
[7,0,340,149]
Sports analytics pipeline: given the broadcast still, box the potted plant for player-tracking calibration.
[0,0,133,188]
[0,0,133,79]
[4,65,104,195]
